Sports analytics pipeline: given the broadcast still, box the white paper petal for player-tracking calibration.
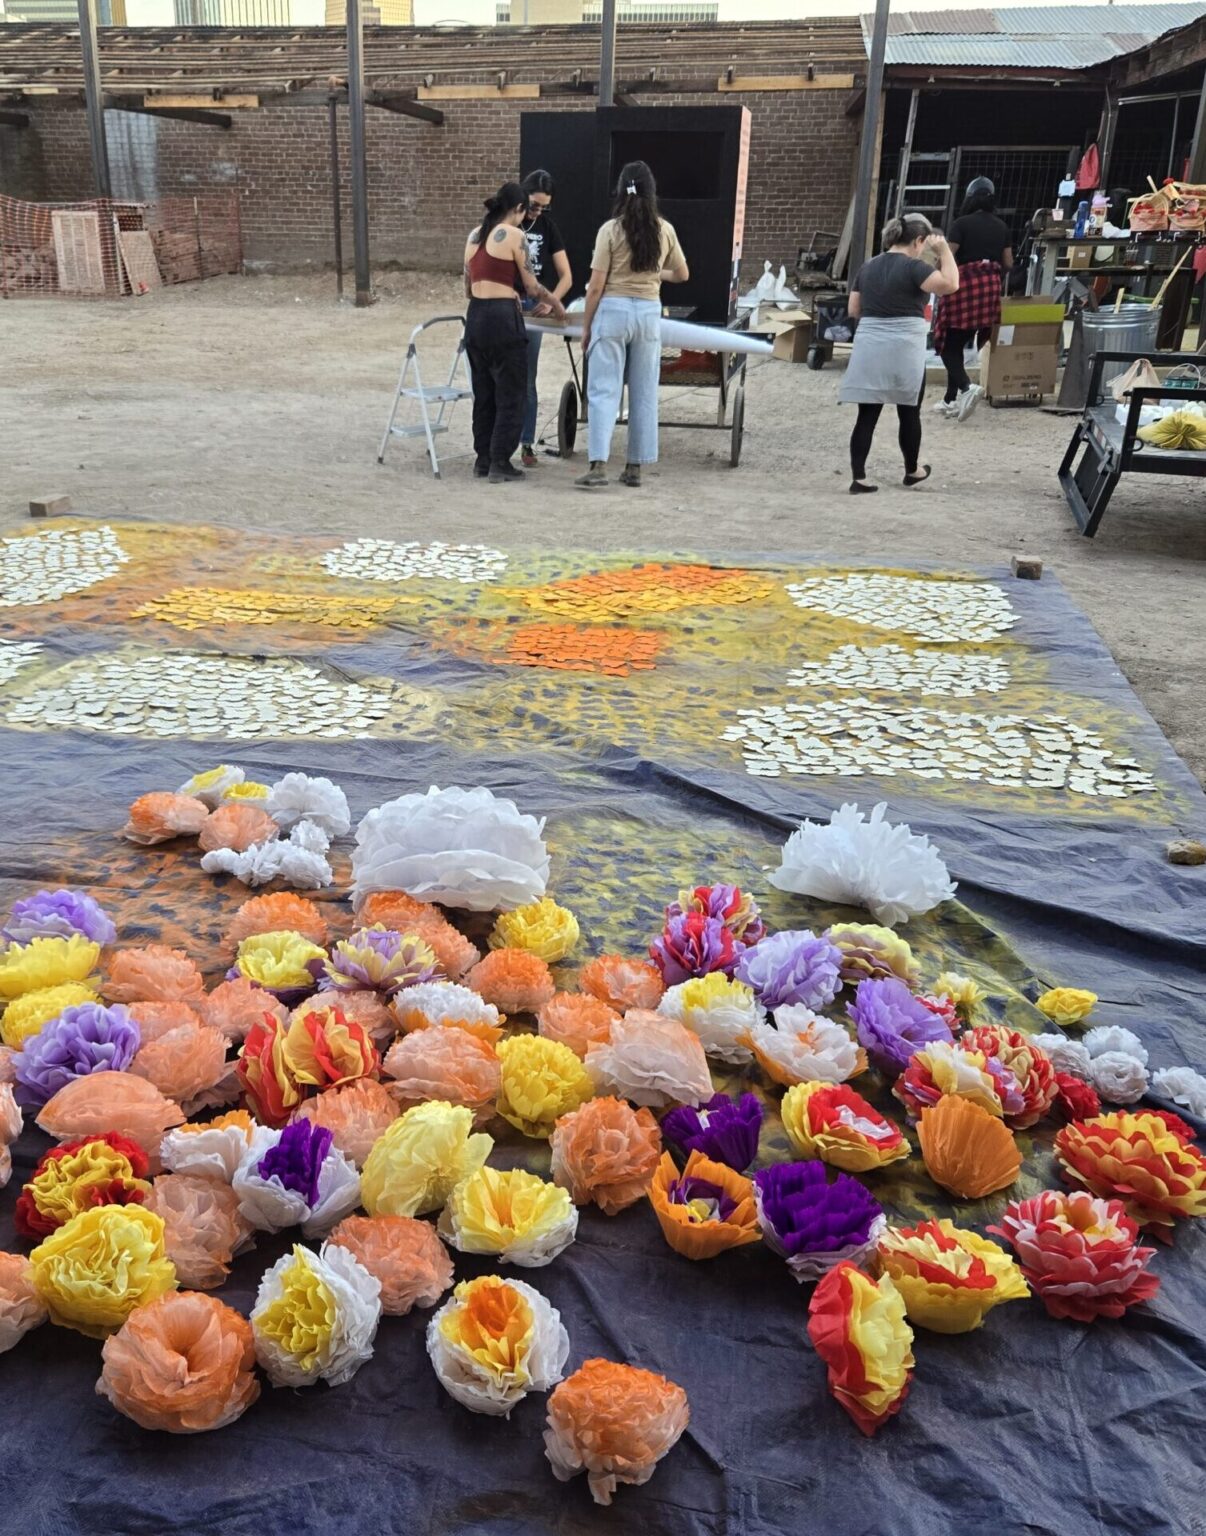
[1032,1034,1093,1077]
[585,1014,713,1108]
[747,1009,860,1084]
[1087,1051,1149,1105]
[231,1136,360,1233]
[251,1242,381,1388]
[267,774,351,837]
[426,1277,569,1415]
[301,1149,362,1238]
[160,1121,275,1183]
[657,981,762,1064]
[393,981,502,1032]
[177,765,245,807]
[1151,1065,1206,1119]
[289,819,332,855]
[1083,1025,1148,1066]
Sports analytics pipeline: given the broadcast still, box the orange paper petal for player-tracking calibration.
[130,1022,230,1106]
[538,992,619,1059]
[325,1213,453,1314]
[358,892,480,979]
[37,1072,185,1172]
[466,949,556,1015]
[127,1001,204,1045]
[224,893,330,951]
[0,1251,49,1351]
[105,945,206,1007]
[544,1358,689,1505]
[550,1096,662,1214]
[294,1078,400,1166]
[383,1028,500,1121]
[200,978,289,1044]
[122,792,211,846]
[579,955,665,1013]
[198,803,280,855]
[917,1096,1021,1200]
[143,1172,253,1290]
[647,1150,761,1259]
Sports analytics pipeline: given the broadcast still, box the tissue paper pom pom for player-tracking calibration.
[127,1001,202,1044]
[0,935,102,1002]
[537,992,618,1058]
[1,982,102,1048]
[428,1274,569,1416]
[648,1150,760,1260]
[14,1132,151,1237]
[0,1048,14,1084]
[105,945,205,1007]
[782,1082,909,1172]
[657,973,762,1064]
[544,1359,689,1505]
[1054,1111,1206,1235]
[963,1026,1058,1129]
[220,780,269,804]
[130,1021,228,1108]
[144,1172,253,1290]
[232,931,326,1001]
[281,1004,379,1089]
[122,792,211,846]
[178,765,245,807]
[161,1110,268,1183]
[0,1082,19,1187]
[0,1253,48,1354]
[352,785,550,912]
[1033,1034,1092,1077]
[392,981,503,1042]
[662,1092,763,1173]
[466,949,556,1015]
[807,1263,913,1436]
[1152,1066,1206,1120]
[324,989,396,1050]
[741,1010,861,1088]
[198,803,279,855]
[383,1028,499,1121]
[360,1100,492,1217]
[586,1011,713,1109]
[878,1219,1028,1333]
[848,977,953,1078]
[30,1204,176,1336]
[236,1016,302,1127]
[1084,1025,1148,1066]
[97,1292,259,1433]
[933,972,987,1023]
[824,923,918,987]
[754,1161,886,1282]
[267,773,351,837]
[989,1189,1160,1322]
[550,1097,662,1213]
[1055,1072,1101,1121]
[322,927,442,997]
[37,1071,184,1169]
[650,912,738,987]
[917,1096,1021,1200]
[893,1040,1022,1122]
[201,835,334,892]
[358,892,480,980]
[251,1242,380,1388]
[3,889,116,948]
[489,899,580,964]
[200,978,287,1044]
[579,955,664,1013]
[1037,987,1097,1028]
[233,1118,361,1237]
[14,1002,140,1107]
[225,893,330,953]
[439,1165,578,1267]
[1089,1051,1149,1105]
[294,1078,399,1166]
[667,883,765,945]
[496,1035,593,1138]
[325,1215,452,1315]
[735,931,843,1013]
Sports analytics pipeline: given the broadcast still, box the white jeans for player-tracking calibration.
[586,295,661,464]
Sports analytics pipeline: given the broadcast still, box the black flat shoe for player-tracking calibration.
[489,462,525,483]
[473,459,489,478]
[849,480,879,495]
[903,465,932,486]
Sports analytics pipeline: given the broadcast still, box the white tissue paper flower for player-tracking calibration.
[743,1007,861,1085]
[0,1082,21,1189]
[200,825,333,890]
[769,801,956,928]
[251,1241,381,1388]
[657,975,763,1065]
[288,819,331,855]
[1151,1066,1206,1119]
[437,1167,579,1268]
[1088,1052,1149,1105]
[1083,1025,1148,1066]
[177,765,245,808]
[392,980,502,1033]
[426,1275,570,1417]
[267,773,351,837]
[1033,1034,1093,1078]
[351,785,550,912]
[160,1119,275,1184]
[585,1013,713,1108]
[232,1132,362,1237]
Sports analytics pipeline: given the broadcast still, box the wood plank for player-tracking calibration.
[117,229,162,295]
[52,209,106,296]
[717,73,856,92]
[143,92,259,107]
[417,83,539,100]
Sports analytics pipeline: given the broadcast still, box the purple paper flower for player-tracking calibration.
[753,1160,885,1280]
[668,1173,738,1222]
[3,888,117,947]
[735,930,842,1012]
[665,884,766,946]
[650,912,738,986]
[320,926,443,995]
[13,1002,139,1108]
[847,977,953,1076]
[663,1092,763,1172]
[256,1119,334,1207]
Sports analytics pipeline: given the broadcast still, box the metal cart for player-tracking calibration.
[803,291,856,371]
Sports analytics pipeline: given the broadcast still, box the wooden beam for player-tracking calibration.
[717,72,856,92]
[105,97,231,127]
[366,91,444,124]
[0,109,30,127]
[1113,15,1206,89]
[417,83,539,101]
[142,92,258,108]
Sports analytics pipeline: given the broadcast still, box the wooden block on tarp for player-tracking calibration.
[117,229,163,295]
[1011,557,1043,580]
[29,494,71,518]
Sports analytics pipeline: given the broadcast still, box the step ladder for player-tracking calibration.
[377,314,474,479]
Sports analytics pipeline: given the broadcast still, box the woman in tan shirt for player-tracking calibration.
[576,160,690,489]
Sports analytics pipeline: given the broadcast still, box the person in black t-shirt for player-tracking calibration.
[519,169,573,468]
[935,178,1014,418]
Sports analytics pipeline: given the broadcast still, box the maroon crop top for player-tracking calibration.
[468,236,521,290]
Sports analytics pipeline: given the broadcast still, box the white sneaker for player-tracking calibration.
[956,385,983,421]
[931,400,956,417]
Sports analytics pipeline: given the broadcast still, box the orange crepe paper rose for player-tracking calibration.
[127,1001,203,1045]
[144,1172,254,1290]
[200,979,288,1044]
[917,1095,1021,1201]
[121,792,211,846]
[0,1252,49,1353]
[295,1078,400,1166]
[198,803,279,855]
[466,949,556,1015]
[383,1028,500,1122]
[1054,1111,1206,1238]
[962,1025,1058,1129]
[550,1097,662,1214]
[235,1016,302,1128]
[358,892,480,980]
[130,1021,230,1107]
[647,1150,760,1259]
[37,1072,184,1172]
[225,892,331,952]
[544,1358,690,1506]
[97,1292,260,1433]
[325,1213,454,1314]
[105,945,206,1007]
[537,992,619,1059]
[807,1261,914,1436]
[579,955,665,1014]
[281,1004,380,1090]
[781,1081,910,1172]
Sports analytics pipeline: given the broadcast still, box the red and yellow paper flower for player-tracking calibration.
[647,1150,760,1259]
[236,1015,302,1127]
[877,1219,1029,1333]
[781,1082,909,1172]
[14,1132,152,1238]
[893,1040,1015,1121]
[807,1261,914,1436]
[1054,1111,1206,1237]
[282,1004,380,1090]
[962,1025,1058,1129]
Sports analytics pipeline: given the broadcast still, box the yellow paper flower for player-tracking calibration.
[29,1205,176,1336]
[842,1266,914,1420]
[0,936,102,1002]
[360,1100,493,1217]
[933,972,987,1022]
[438,1274,534,1382]
[878,1219,1029,1333]
[489,899,580,964]
[1,981,101,1048]
[253,1247,336,1374]
[234,931,327,993]
[1036,987,1098,1028]
[178,765,244,803]
[221,781,270,804]
[439,1166,578,1266]
[495,1034,594,1138]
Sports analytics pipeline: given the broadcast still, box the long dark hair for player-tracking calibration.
[960,179,996,216]
[521,169,555,198]
[477,181,527,245]
[612,160,661,273]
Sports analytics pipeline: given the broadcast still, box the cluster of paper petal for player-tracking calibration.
[178,765,245,806]
[122,792,210,845]
[550,1096,662,1214]
[735,930,842,1012]
[586,1011,713,1108]
[489,898,580,963]
[1054,1110,1206,1236]
[3,888,116,947]
[428,1274,569,1416]
[360,1101,493,1217]
[392,981,503,1041]
[649,911,740,987]
[0,1252,48,1354]
[29,1204,177,1336]
[666,883,766,945]
[963,1025,1058,1128]
[131,1017,230,1113]
[352,785,550,912]
[14,1131,152,1237]
[807,1262,914,1436]
[325,1214,453,1314]
[753,1160,886,1282]
[105,944,205,1006]
[466,948,556,1015]
[225,893,330,953]
[1152,1065,1206,1120]
[824,922,919,988]
[322,926,442,996]
[544,1358,690,1506]
[237,1016,302,1126]
[893,1040,1023,1122]
[295,1078,400,1165]
[917,1095,1021,1200]
[37,1071,184,1169]
[359,892,481,980]
[250,1242,380,1388]
[266,772,351,836]
[127,1000,203,1044]
[232,1119,360,1237]
[782,1082,909,1172]
[1,981,102,1049]
[877,1219,1029,1333]
[657,972,762,1065]
[538,992,618,1058]
[282,1003,380,1090]
[161,1109,271,1182]
[198,802,279,855]
[1033,1033,1092,1078]
[231,930,326,1002]
[14,1002,140,1107]
[439,1165,579,1267]
[1080,1025,1149,1105]
[1036,987,1098,1028]
[933,972,988,1023]
[201,821,334,890]
[661,1092,763,1173]
[144,1172,254,1289]
[847,978,953,1077]
[0,1083,19,1188]
[740,1008,861,1088]
[0,935,102,1002]
[770,802,956,928]
[384,1028,499,1121]
[496,1034,594,1137]
[579,955,665,1013]
[648,1150,760,1260]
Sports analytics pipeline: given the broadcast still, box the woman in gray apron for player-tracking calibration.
[840,213,959,494]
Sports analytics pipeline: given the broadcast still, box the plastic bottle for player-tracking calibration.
[1073,200,1090,238]
[1089,191,1108,234]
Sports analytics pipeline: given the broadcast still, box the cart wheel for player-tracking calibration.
[557,380,579,458]
[729,384,745,467]
[806,346,825,371]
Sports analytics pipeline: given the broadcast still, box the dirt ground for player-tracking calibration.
[4,270,1205,785]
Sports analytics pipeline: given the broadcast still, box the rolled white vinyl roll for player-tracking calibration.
[524,316,774,356]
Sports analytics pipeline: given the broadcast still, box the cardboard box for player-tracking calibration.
[772,318,813,363]
[1067,245,1093,269]
[982,295,1062,402]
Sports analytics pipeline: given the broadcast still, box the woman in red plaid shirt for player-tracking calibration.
[934,177,1013,421]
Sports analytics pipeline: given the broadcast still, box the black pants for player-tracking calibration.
[850,398,923,481]
[465,298,527,466]
[941,326,991,402]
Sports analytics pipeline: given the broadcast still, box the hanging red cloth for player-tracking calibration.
[1075,144,1101,191]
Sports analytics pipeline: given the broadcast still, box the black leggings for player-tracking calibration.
[941,326,991,403]
[850,402,922,481]
[465,297,528,466]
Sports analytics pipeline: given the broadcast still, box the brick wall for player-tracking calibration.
[0,122,47,202]
[12,89,859,276]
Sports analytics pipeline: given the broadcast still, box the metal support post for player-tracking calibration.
[849,0,890,280]
[77,0,111,199]
[347,0,372,307]
[599,0,617,109]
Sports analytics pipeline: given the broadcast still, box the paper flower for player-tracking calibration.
[352,785,550,911]
[933,971,987,1023]
[197,802,279,855]
[322,926,442,997]
[360,1100,492,1217]
[878,1219,1028,1333]
[324,988,395,1049]
[1037,987,1097,1027]
[325,1215,453,1314]
[0,935,102,1002]
[741,1009,862,1088]
[199,978,287,1044]
[251,1241,380,1388]
[161,1109,269,1182]
[428,1274,569,1416]
[962,1025,1058,1128]
[144,1172,253,1289]
[825,922,919,987]
[220,780,270,805]
[648,1149,760,1259]
[1089,1052,1149,1105]
[1054,1111,1206,1235]
[232,930,326,1003]
[754,1161,886,1281]
[489,898,579,963]
[665,883,765,945]
[97,1292,259,1432]
[178,765,245,807]
[359,891,480,979]
[130,1020,228,1110]
[1152,1065,1206,1119]
[989,1189,1160,1321]
[661,1092,763,1173]
[807,1262,914,1436]
[0,981,101,1048]
[0,1081,18,1188]
[104,944,205,1006]
[1054,1071,1101,1121]
[14,1131,150,1237]
[295,1078,400,1166]
[848,977,953,1077]
[14,1002,140,1107]
[128,1000,202,1044]
[30,1204,176,1336]
[392,980,503,1041]
[782,1082,909,1172]
[893,1040,1022,1121]
[544,1359,689,1505]
[735,930,843,1012]
[37,1071,184,1168]
[281,1003,380,1089]
[579,954,665,1013]
[267,772,351,836]
[233,1118,361,1237]
[201,826,334,890]
[1084,1025,1148,1066]
[121,792,211,846]
[649,911,738,986]
[1033,1033,1092,1077]
[917,1095,1021,1199]
[585,1010,713,1108]
[0,1252,48,1354]
[440,1165,578,1266]
[3,888,116,947]
[224,893,330,952]
[537,992,618,1058]
[550,1096,662,1213]
[657,972,762,1064]
[466,948,558,1017]
[236,1015,302,1126]
[383,1027,499,1120]
[496,1034,593,1138]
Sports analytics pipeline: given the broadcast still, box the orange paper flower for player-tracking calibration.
[550,1097,662,1214]
[358,892,480,979]
[1054,1111,1206,1237]
[648,1150,760,1259]
[537,992,619,1059]
[917,1095,1021,1200]
[325,1213,453,1314]
[281,1004,380,1089]
[294,1077,400,1166]
[37,1072,184,1170]
[383,1027,500,1121]
[0,1251,48,1353]
[105,945,206,1007]
[200,978,288,1044]
[121,792,210,846]
[143,1172,253,1290]
[466,949,556,1015]
[544,1358,690,1505]
[130,1021,229,1107]
[580,955,665,1013]
[225,893,330,952]
[198,802,279,854]
[127,1001,204,1045]
[962,1025,1058,1129]
[329,989,396,1048]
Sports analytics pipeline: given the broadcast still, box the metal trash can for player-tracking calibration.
[1082,306,1161,397]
